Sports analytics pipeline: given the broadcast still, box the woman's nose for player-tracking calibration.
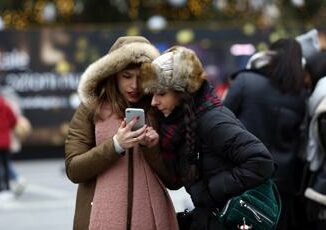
[131,77,138,89]
[151,95,158,106]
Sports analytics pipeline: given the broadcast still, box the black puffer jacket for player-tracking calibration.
[158,82,274,229]
[188,104,274,207]
[224,71,306,194]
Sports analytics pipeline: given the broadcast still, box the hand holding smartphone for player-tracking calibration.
[125,108,145,131]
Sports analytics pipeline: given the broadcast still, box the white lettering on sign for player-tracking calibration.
[4,72,80,92]
[0,49,30,71]
[20,96,69,110]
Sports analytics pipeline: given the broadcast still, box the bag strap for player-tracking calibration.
[126,148,134,230]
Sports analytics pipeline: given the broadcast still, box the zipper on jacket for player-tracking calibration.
[239,199,274,225]
[218,199,232,217]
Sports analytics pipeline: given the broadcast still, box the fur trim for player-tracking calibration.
[305,187,326,206]
[141,46,206,94]
[78,38,159,108]
[140,63,161,93]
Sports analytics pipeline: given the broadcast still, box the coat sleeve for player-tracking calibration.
[223,74,245,116]
[65,103,121,183]
[199,107,275,203]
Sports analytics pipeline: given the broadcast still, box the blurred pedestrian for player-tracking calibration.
[302,50,326,230]
[65,36,178,230]
[0,94,17,201]
[140,46,275,230]
[224,38,307,230]
[0,86,30,197]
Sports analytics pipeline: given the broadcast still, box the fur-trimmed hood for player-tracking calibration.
[140,46,206,94]
[78,36,160,108]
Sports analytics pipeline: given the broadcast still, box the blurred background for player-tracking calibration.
[0,1,325,229]
[0,0,325,158]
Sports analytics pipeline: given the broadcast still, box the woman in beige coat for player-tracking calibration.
[65,36,178,230]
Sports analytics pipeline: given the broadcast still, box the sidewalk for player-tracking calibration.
[0,159,76,230]
[0,159,194,230]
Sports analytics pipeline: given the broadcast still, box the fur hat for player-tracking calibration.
[141,46,206,94]
[296,29,321,59]
[78,36,160,108]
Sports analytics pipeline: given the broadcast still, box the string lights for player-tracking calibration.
[0,0,323,29]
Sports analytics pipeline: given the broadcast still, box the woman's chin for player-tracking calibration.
[127,96,141,103]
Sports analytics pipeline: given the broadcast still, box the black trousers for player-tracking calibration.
[0,149,10,191]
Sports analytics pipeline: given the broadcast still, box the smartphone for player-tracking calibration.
[125,108,145,131]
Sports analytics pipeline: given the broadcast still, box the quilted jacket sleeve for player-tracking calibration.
[198,106,275,204]
[65,103,121,183]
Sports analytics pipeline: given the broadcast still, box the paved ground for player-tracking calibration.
[0,159,194,230]
[0,159,76,230]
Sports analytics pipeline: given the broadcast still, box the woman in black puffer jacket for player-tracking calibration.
[140,46,275,230]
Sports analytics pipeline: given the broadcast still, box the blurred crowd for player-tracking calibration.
[220,29,326,229]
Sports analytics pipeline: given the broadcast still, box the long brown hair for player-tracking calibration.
[263,38,305,94]
[95,63,154,120]
[95,76,127,120]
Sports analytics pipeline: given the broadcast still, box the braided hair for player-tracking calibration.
[180,92,199,185]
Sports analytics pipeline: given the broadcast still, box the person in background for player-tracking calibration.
[65,36,178,230]
[0,94,17,201]
[302,50,326,230]
[140,46,275,229]
[224,38,307,230]
[0,86,30,197]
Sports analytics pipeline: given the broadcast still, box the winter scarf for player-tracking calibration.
[89,104,178,230]
[159,81,221,184]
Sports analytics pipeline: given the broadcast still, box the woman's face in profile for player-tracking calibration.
[151,90,180,117]
[116,67,143,103]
